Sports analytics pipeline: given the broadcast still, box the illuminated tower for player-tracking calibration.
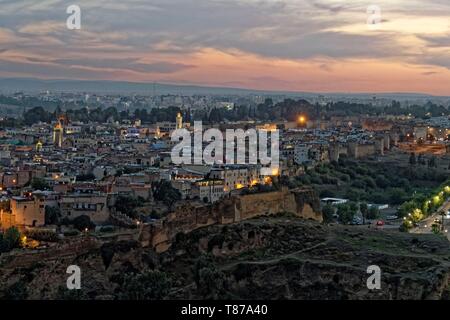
[176,112,183,129]
[36,140,43,153]
[53,122,63,148]
[34,139,44,163]
[53,115,67,148]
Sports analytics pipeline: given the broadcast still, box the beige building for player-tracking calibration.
[111,182,152,200]
[60,193,110,224]
[209,165,260,192]
[11,191,59,227]
[192,179,225,203]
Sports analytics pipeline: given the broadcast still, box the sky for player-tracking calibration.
[0,0,450,95]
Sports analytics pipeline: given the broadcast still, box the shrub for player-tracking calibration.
[99,226,114,233]
[63,230,80,237]
[72,215,95,231]
[367,207,380,219]
[1,280,28,300]
[118,270,171,300]
[322,204,335,222]
[0,227,21,252]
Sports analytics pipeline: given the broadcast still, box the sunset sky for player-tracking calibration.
[1,0,450,95]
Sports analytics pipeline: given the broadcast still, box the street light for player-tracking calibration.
[298,115,307,127]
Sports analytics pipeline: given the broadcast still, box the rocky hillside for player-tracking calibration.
[2,215,450,300]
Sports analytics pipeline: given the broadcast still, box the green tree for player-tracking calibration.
[398,200,418,218]
[367,206,380,219]
[0,227,21,253]
[72,215,95,231]
[197,267,225,298]
[431,222,441,234]
[4,227,21,250]
[388,188,408,205]
[152,181,181,210]
[31,177,50,190]
[23,106,51,125]
[118,270,171,300]
[115,195,141,218]
[336,203,356,224]
[375,175,389,188]
[193,256,225,299]
[345,188,362,202]
[322,204,335,222]
[45,206,61,225]
[360,202,368,224]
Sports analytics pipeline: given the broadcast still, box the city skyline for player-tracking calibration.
[0,0,450,95]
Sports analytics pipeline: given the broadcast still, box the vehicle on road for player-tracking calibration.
[376,220,385,227]
[386,215,398,221]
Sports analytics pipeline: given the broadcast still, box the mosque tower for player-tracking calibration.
[176,112,183,130]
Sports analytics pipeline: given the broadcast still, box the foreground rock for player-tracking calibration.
[1,215,450,300]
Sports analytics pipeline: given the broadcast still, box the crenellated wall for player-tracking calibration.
[139,187,323,252]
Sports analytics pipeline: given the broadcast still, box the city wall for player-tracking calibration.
[139,187,323,252]
[0,210,15,230]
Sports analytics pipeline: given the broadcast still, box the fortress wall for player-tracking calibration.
[236,190,288,220]
[141,188,323,252]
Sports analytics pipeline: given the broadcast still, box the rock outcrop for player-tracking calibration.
[2,216,450,300]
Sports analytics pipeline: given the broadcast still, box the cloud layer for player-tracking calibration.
[0,0,449,94]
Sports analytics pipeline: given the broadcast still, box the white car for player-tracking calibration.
[386,215,398,220]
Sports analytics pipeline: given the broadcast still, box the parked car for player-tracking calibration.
[350,217,363,225]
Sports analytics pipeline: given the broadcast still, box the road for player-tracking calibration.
[411,199,450,240]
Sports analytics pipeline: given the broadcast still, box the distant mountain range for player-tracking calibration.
[0,78,296,96]
[0,77,448,100]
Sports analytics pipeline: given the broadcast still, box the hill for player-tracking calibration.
[1,215,450,300]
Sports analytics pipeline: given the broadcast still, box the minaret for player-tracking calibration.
[36,140,43,153]
[53,115,66,148]
[53,123,63,148]
[176,112,183,129]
